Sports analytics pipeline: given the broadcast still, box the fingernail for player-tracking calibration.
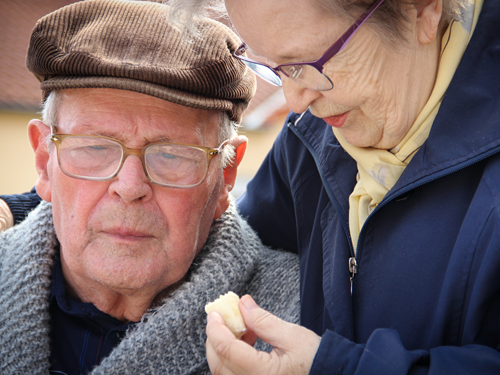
[241,295,258,310]
[207,311,219,323]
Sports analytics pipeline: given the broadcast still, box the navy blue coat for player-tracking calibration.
[238,0,500,373]
[0,187,41,225]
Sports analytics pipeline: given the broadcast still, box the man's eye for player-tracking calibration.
[89,145,109,151]
[160,153,178,159]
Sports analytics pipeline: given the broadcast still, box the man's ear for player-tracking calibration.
[213,136,248,219]
[415,0,443,45]
[28,119,52,202]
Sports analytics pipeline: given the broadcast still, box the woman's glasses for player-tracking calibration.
[233,0,385,91]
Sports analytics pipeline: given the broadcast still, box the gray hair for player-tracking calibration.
[41,90,237,169]
[167,0,471,46]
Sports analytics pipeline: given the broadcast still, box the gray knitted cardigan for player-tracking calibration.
[0,201,300,375]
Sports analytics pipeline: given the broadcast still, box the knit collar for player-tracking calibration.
[0,200,264,375]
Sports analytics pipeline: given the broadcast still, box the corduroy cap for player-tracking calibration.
[26,0,256,123]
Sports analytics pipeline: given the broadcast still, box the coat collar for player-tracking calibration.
[0,200,265,374]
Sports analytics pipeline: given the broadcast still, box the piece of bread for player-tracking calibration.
[205,291,247,338]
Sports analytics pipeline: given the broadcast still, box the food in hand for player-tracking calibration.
[205,291,247,338]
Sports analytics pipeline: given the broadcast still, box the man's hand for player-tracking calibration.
[206,294,321,375]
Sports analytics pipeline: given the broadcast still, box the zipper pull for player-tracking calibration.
[349,257,358,294]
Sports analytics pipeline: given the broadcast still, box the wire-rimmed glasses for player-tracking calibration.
[50,133,227,189]
[233,0,385,91]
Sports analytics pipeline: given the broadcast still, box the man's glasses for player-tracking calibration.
[50,133,226,189]
[233,0,385,91]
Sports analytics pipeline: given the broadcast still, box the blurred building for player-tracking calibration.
[0,0,289,196]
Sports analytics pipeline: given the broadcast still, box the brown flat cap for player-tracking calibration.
[26,0,256,123]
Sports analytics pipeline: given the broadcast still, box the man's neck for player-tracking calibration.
[60,261,164,322]
[63,280,153,322]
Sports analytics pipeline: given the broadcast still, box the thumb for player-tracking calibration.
[239,295,294,350]
[239,295,321,374]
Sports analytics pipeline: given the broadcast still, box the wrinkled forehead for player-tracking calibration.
[225,0,345,64]
[54,89,221,146]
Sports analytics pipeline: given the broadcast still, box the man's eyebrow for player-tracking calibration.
[150,136,175,144]
[70,124,174,144]
[72,126,121,139]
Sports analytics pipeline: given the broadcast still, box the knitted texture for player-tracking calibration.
[0,201,300,374]
[26,0,256,123]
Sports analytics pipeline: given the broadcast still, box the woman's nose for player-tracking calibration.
[281,77,323,114]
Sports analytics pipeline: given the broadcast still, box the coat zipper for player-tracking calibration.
[348,257,358,294]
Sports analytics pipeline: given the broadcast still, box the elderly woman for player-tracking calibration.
[167,0,500,374]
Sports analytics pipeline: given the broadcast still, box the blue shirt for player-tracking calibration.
[49,253,135,375]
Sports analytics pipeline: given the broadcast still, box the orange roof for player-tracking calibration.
[0,0,77,111]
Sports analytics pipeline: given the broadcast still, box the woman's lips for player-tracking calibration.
[323,112,349,128]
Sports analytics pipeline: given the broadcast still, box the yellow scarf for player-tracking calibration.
[332,0,483,252]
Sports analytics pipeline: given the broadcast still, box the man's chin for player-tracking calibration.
[69,246,171,292]
[87,262,169,295]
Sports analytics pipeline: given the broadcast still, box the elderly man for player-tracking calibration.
[0,1,299,374]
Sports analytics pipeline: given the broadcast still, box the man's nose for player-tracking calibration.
[281,77,323,114]
[108,155,153,203]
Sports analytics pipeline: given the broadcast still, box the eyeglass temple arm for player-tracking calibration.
[312,0,385,69]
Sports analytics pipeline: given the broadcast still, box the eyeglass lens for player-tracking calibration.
[58,136,209,187]
[241,60,283,86]
[240,58,333,91]
[145,144,207,186]
[58,136,122,178]
[280,65,333,91]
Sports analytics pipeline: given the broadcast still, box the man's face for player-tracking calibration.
[33,88,230,300]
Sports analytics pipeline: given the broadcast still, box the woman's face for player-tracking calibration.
[225,0,440,149]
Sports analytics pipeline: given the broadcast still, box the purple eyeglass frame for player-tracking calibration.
[234,0,385,89]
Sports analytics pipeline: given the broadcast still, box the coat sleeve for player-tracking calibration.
[310,206,500,375]
[0,187,42,225]
[310,329,500,375]
[237,117,299,252]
